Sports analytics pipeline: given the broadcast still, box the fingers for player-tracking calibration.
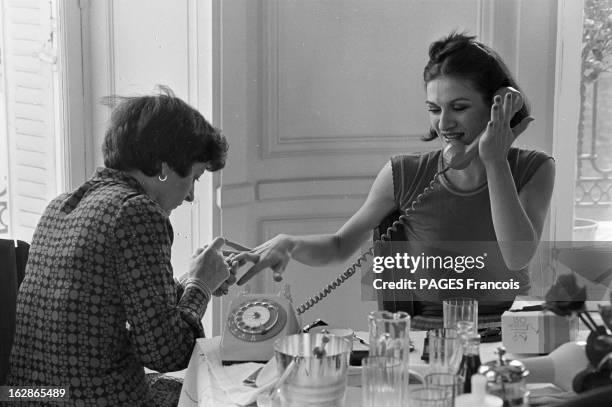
[211,264,238,297]
[232,251,261,266]
[502,92,513,127]
[226,272,237,286]
[213,283,229,297]
[490,95,501,124]
[237,260,273,285]
[210,236,225,251]
[270,256,290,282]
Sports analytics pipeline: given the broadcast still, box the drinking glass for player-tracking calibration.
[409,386,452,407]
[361,356,407,407]
[368,311,411,364]
[424,373,464,403]
[443,298,478,332]
[427,328,462,374]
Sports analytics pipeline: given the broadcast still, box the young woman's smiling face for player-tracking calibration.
[425,76,491,148]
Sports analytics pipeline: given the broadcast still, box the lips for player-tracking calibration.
[440,132,465,142]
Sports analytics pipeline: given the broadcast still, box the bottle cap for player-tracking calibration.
[479,346,529,384]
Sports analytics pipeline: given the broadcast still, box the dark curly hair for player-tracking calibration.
[422,32,530,141]
[101,85,228,177]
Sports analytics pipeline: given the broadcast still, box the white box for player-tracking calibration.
[501,310,572,355]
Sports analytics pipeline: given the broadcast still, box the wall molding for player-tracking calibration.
[260,1,426,158]
[221,175,373,208]
[257,176,371,201]
[220,182,256,208]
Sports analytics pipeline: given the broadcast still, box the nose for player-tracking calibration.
[438,109,456,132]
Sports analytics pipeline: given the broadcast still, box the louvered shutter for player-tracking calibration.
[1,0,60,242]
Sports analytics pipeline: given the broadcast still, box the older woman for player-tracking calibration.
[8,87,233,406]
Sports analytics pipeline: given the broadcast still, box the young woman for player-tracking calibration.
[235,32,555,327]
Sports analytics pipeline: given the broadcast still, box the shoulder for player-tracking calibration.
[507,147,554,191]
[508,147,554,172]
[388,150,441,203]
[114,195,173,247]
[390,150,440,179]
[391,150,440,168]
[117,194,168,226]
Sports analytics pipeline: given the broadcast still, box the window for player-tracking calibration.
[574,0,612,241]
[0,0,85,242]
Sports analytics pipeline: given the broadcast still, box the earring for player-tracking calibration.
[158,174,168,182]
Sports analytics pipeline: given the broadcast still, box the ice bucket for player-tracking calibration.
[274,333,351,407]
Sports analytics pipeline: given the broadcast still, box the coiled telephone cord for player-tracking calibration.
[295,168,448,315]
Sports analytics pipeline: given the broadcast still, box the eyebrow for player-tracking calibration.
[426,98,472,105]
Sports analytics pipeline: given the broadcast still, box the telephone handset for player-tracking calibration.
[294,86,525,315]
[442,86,524,170]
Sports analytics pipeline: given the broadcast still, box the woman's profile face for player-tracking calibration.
[156,162,207,214]
[425,76,491,148]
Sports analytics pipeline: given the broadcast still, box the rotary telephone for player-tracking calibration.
[221,87,523,363]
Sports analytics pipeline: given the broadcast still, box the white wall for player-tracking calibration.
[85,0,218,334]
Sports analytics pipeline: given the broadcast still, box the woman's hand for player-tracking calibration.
[188,237,230,293]
[214,251,259,296]
[235,234,296,285]
[479,90,533,166]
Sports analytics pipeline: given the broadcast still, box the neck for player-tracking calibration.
[444,158,487,191]
[125,169,159,201]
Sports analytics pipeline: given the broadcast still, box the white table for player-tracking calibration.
[177,329,559,407]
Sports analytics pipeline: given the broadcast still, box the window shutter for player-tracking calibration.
[1,0,60,241]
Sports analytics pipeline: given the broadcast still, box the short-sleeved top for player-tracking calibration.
[8,167,210,406]
[384,147,552,316]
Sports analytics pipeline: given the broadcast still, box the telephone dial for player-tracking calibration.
[221,87,524,363]
[220,287,300,364]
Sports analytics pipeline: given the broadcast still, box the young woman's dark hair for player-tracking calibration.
[102,86,228,177]
[422,32,530,141]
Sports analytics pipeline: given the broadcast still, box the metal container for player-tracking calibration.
[274,333,352,407]
[479,347,530,407]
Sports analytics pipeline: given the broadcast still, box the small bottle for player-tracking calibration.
[457,332,482,393]
[455,374,503,407]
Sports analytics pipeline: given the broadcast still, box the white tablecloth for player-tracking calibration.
[177,330,579,407]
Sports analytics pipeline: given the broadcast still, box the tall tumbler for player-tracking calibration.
[368,311,411,364]
[443,298,478,332]
[361,356,406,407]
[427,328,462,374]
